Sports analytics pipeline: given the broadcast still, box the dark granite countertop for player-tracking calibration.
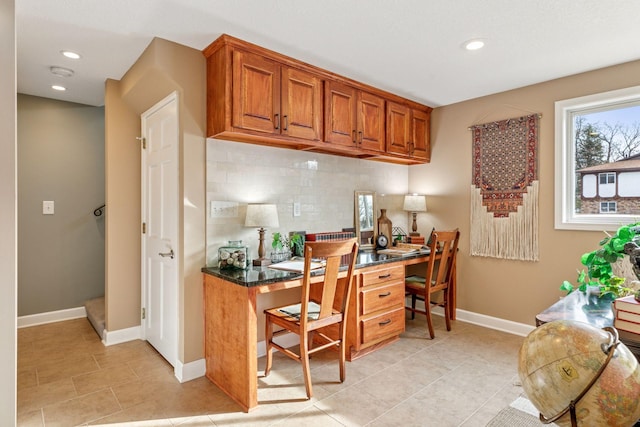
[202,250,430,287]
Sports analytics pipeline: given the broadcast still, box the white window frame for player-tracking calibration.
[555,85,640,230]
[599,201,617,213]
[598,172,615,185]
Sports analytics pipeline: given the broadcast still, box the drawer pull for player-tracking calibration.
[378,319,392,326]
[378,292,391,298]
[378,273,392,279]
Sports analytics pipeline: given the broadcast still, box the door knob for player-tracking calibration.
[159,249,174,259]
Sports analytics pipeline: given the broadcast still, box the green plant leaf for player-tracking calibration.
[560,281,575,294]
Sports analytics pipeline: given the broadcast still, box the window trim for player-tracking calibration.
[554,84,640,231]
[599,201,617,213]
[598,172,615,185]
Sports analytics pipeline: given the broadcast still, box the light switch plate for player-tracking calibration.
[210,201,238,218]
[293,202,301,217]
[43,201,54,215]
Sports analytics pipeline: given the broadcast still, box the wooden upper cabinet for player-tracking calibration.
[232,50,280,134]
[386,101,411,156]
[411,108,431,161]
[386,101,431,160]
[204,34,431,164]
[232,49,322,141]
[325,81,385,152]
[281,67,323,141]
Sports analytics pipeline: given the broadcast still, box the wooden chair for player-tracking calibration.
[405,229,460,339]
[263,239,359,399]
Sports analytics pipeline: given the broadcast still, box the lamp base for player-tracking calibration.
[253,258,271,267]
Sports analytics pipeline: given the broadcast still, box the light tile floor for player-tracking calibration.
[17,314,525,426]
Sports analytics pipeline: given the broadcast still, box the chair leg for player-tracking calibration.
[264,315,273,377]
[300,331,313,399]
[338,329,346,383]
[425,292,435,339]
[411,294,416,320]
[444,288,451,331]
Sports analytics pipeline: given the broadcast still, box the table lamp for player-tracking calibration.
[245,204,279,266]
[403,194,427,236]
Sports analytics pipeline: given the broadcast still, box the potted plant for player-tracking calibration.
[271,232,290,263]
[561,222,640,299]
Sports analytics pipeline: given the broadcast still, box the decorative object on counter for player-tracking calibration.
[218,240,249,270]
[470,113,539,262]
[391,226,407,244]
[245,203,279,266]
[402,194,426,236]
[289,232,305,257]
[377,208,393,248]
[270,232,291,263]
[560,222,640,299]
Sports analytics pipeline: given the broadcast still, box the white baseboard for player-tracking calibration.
[409,297,535,337]
[175,358,206,383]
[17,306,86,328]
[454,308,535,337]
[102,325,142,346]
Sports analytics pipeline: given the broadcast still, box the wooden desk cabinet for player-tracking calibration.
[347,263,406,360]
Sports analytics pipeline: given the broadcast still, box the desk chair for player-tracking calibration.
[405,229,460,339]
[263,239,359,399]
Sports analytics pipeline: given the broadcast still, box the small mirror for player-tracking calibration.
[355,191,377,250]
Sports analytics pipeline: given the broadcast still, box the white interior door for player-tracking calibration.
[141,92,179,367]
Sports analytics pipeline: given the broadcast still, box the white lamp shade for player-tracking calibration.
[245,204,279,227]
[403,194,427,212]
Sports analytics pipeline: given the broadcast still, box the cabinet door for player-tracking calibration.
[324,81,357,147]
[386,101,411,156]
[281,66,323,141]
[411,108,430,161]
[232,50,280,134]
[357,91,385,152]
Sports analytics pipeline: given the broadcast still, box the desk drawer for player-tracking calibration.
[360,265,405,287]
[361,306,405,344]
[361,281,404,315]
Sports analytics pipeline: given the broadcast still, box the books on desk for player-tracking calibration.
[377,243,430,257]
[614,295,640,336]
[268,258,324,273]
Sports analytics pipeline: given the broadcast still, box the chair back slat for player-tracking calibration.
[426,230,460,289]
[301,239,359,324]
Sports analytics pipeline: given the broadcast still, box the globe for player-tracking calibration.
[518,320,640,427]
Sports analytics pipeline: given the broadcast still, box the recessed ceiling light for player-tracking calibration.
[464,39,485,51]
[51,85,66,91]
[50,66,74,78]
[61,50,81,59]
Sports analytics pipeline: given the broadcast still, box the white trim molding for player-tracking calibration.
[103,325,142,346]
[175,359,206,383]
[17,306,86,328]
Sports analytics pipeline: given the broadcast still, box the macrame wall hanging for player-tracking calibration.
[470,113,539,262]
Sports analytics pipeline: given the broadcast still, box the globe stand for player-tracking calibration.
[538,326,620,427]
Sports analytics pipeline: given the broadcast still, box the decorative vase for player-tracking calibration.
[377,209,392,243]
[218,240,249,270]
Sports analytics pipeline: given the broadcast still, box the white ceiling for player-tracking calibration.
[16,0,640,108]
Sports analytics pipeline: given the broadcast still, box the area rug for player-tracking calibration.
[470,114,539,261]
[487,396,556,427]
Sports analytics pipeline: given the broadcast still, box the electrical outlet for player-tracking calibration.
[293,202,301,217]
[210,201,238,218]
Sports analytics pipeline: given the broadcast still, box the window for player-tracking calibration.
[598,172,615,185]
[600,201,617,213]
[555,85,640,230]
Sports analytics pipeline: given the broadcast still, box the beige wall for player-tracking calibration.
[0,0,16,423]
[411,59,640,325]
[17,94,105,316]
[105,38,206,363]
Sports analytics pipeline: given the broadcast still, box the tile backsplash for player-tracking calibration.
[206,139,410,265]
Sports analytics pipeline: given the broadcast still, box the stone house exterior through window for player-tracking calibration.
[578,153,640,214]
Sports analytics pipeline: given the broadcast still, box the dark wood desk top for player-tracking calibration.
[201,250,431,287]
